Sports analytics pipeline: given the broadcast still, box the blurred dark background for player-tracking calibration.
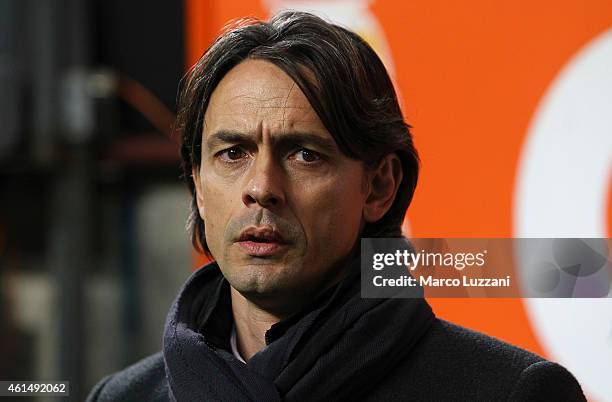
[0,1,193,400]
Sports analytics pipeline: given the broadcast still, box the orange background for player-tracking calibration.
[184,0,612,360]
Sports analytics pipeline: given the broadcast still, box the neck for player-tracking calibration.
[230,287,285,361]
[228,251,360,361]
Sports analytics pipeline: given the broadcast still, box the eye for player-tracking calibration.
[293,148,321,163]
[217,146,247,162]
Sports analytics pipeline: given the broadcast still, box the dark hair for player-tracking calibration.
[176,10,419,255]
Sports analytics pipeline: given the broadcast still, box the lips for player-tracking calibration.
[235,226,290,257]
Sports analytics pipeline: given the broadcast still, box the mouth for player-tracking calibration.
[235,227,290,257]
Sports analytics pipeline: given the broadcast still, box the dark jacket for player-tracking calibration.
[87,261,586,401]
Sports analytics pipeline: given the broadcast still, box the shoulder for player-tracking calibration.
[371,318,586,401]
[424,318,544,366]
[86,352,169,402]
[508,360,587,402]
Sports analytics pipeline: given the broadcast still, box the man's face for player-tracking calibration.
[193,59,369,310]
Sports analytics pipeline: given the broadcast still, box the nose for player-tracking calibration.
[242,152,286,209]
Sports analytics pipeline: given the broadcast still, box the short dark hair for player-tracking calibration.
[176,10,419,255]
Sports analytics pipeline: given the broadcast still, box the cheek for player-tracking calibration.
[200,176,238,250]
[298,171,366,249]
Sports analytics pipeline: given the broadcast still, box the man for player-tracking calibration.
[87,11,586,401]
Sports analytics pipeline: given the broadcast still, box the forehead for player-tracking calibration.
[203,59,328,136]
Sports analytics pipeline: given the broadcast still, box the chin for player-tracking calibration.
[228,264,295,294]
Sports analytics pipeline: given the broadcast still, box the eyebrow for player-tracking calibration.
[204,130,338,154]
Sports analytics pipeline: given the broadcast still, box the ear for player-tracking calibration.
[363,153,403,223]
[192,166,205,219]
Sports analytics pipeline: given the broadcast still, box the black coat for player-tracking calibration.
[87,261,586,401]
